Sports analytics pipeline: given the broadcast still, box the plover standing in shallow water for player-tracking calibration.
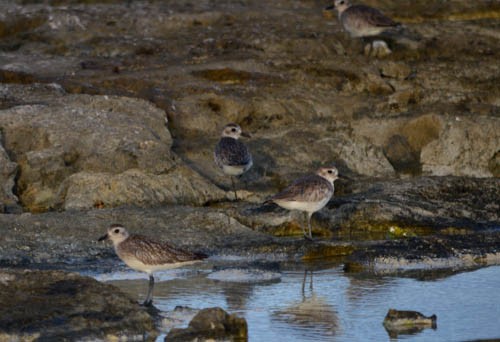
[325,0,400,38]
[214,123,253,200]
[98,224,207,306]
[266,167,339,240]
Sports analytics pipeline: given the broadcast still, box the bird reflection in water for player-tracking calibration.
[273,270,340,338]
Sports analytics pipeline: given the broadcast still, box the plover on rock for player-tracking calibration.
[98,224,207,306]
[266,167,339,240]
[325,0,400,38]
[214,123,253,200]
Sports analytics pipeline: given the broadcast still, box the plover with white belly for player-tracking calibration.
[98,224,207,306]
[266,167,339,240]
[214,123,253,200]
[325,0,400,38]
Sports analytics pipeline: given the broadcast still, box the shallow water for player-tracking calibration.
[96,262,500,341]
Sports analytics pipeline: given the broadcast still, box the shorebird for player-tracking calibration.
[325,0,400,38]
[98,224,207,306]
[214,123,253,200]
[266,167,339,240]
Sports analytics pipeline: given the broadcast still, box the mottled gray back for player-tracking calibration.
[215,137,252,167]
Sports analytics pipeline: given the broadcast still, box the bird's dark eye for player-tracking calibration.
[328,170,333,174]
[231,128,237,132]
[114,229,120,234]
[340,0,344,4]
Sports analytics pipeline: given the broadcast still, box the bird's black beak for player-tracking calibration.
[324,4,335,10]
[98,233,109,242]
[241,131,251,138]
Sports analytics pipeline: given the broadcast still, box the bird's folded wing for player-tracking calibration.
[355,5,398,27]
[270,176,332,203]
[215,139,252,166]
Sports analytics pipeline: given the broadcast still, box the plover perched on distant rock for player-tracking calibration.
[98,224,207,306]
[325,0,400,38]
[266,167,339,240]
[214,123,253,200]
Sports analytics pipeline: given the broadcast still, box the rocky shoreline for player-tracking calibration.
[1,0,499,339]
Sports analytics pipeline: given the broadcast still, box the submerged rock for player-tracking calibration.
[0,269,156,341]
[166,307,247,341]
[208,267,281,283]
[383,308,436,338]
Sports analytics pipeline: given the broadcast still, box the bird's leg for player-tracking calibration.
[301,212,308,237]
[301,269,307,297]
[304,212,313,240]
[231,176,238,201]
[310,271,313,291]
[143,275,155,306]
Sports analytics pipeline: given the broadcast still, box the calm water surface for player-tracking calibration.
[96,263,500,341]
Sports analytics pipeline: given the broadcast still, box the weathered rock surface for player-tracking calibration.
[1,0,498,338]
[0,269,155,341]
[233,176,499,239]
[0,131,18,212]
[344,233,500,275]
[0,0,497,276]
[322,176,500,233]
[0,83,226,211]
[166,307,247,341]
[0,0,498,204]
[0,176,497,269]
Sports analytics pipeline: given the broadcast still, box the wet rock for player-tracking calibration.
[344,233,500,275]
[166,307,247,341]
[323,176,500,233]
[383,308,436,338]
[0,205,272,268]
[0,269,155,341]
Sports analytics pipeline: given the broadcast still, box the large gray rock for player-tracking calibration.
[0,84,225,211]
[322,176,500,232]
[0,269,155,341]
[421,115,500,177]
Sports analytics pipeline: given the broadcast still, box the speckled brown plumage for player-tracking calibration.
[268,174,334,204]
[116,234,206,266]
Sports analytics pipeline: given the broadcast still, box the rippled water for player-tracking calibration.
[96,262,500,341]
